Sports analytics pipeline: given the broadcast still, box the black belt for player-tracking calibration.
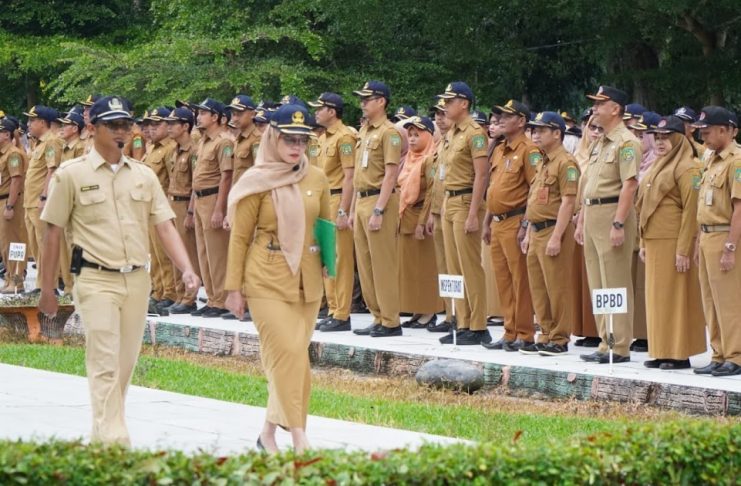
[330,188,343,196]
[531,219,557,232]
[412,200,425,209]
[357,189,381,198]
[700,224,731,233]
[0,194,9,201]
[445,187,474,198]
[170,195,190,202]
[194,187,219,198]
[81,259,142,274]
[584,196,620,206]
[491,206,527,222]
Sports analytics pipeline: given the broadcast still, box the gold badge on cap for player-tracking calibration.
[232,97,241,106]
[535,112,544,121]
[363,82,370,90]
[445,83,452,92]
[85,95,93,103]
[292,110,305,124]
[109,98,124,111]
[505,100,514,108]
[281,95,291,104]
[29,106,36,115]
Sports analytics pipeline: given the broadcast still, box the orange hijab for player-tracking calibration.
[398,127,435,215]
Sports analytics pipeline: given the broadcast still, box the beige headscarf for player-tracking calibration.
[226,127,308,275]
[398,126,435,215]
[575,115,598,170]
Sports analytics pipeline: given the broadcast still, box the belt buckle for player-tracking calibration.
[585,199,593,206]
[492,214,503,222]
[119,264,134,273]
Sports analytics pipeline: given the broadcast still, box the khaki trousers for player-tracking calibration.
[149,225,177,302]
[482,242,502,317]
[583,204,636,356]
[194,193,229,308]
[442,195,486,331]
[24,207,44,288]
[170,199,199,305]
[73,267,150,446]
[432,213,453,322]
[526,223,575,345]
[353,193,400,328]
[323,194,354,320]
[632,251,647,340]
[0,205,27,287]
[699,232,741,365]
[250,296,321,428]
[490,216,534,341]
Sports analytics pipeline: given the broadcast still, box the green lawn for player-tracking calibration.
[0,343,713,446]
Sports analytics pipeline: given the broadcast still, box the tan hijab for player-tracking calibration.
[398,126,435,215]
[575,116,598,170]
[227,127,308,275]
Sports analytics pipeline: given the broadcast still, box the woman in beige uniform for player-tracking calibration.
[636,115,705,370]
[398,116,442,327]
[224,104,330,453]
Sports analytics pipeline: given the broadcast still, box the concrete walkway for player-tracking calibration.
[0,364,464,455]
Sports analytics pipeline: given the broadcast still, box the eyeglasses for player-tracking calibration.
[281,134,310,147]
[588,125,604,133]
[100,120,133,132]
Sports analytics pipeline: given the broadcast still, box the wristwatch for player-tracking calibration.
[338,208,347,218]
[520,219,529,229]
[724,242,737,252]
[5,204,13,210]
[612,221,624,230]
[373,207,384,216]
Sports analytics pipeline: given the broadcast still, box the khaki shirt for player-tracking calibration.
[144,138,177,190]
[354,117,401,190]
[525,144,579,222]
[0,143,26,196]
[80,128,93,155]
[168,140,197,197]
[581,122,640,200]
[123,129,145,161]
[232,125,261,186]
[429,138,447,215]
[487,132,539,214]
[224,166,330,302]
[442,116,488,191]
[193,131,234,191]
[23,130,63,209]
[41,148,175,269]
[319,120,356,189]
[697,144,741,225]
[62,138,85,162]
[307,137,321,167]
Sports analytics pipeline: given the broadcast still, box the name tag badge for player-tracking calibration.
[439,164,445,181]
[705,189,714,206]
[537,187,549,204]
[361,150,369,169]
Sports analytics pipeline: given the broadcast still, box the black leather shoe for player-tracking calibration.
[482,338,514,350]
[401,314,421,328]
[411,314,436,329]
[574,336,601,347]
[190,305,211,317]
[170,303,197,314]
[439,329,466,344]
[711,361,741,377]
[580,351,607,363]
[155,299,176,312]
[539,343,568,356]
[320,318,351,332]
[353,323,382,336]
[427,320,452,333]
[643,359,666,369]
[370,325,402,338]
[317,307,329,319]
[315,315,333,330]
[221,312,238,320]
[256,436,265,451]
[659,359,691,370]
[694,362,722,375]
[519,342,543,355]
[594,353,630,364]
[455,330,492,346]
[504,339,533,352]
[203,307,229,318]
[630,339,648,353]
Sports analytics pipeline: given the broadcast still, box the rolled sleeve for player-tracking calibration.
[40,170,73,228]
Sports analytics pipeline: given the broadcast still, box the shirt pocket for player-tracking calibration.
[175,157,191,187]
[234,149,252,170]
[77,190,107,222]
[129,187,153,221]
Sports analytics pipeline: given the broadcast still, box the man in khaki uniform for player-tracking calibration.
[165,107,201,315]
[22,105,64,293]
[425,98,456,333]
[310,92,357,332]
[437,82,492,346]
[191,98,233,318]
[227,95,260,187]
[482,100,537,351]
[575,86,640,364]
[39,96,199,446]
[521,112,579,356]
[0,119,28,293]
[673,106,706,158]
[350,81,402,337]
[143,107,179,313]
[80,95,100,155]
[693,106,741,376]
[58,111,86,161]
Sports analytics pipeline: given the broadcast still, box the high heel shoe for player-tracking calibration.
[256,436,266,451]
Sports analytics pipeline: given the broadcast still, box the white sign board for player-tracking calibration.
[592,288,627,315]
[8,242,26,262]
[438,274,465,299]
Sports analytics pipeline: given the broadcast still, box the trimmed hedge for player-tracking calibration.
[1,421,739,485]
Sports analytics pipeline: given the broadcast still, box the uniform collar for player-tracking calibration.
[177,139,192,152]
[717,143,736,161]
[604,122,626,142]
[88,147,129,170]
[0,142,9,155]
[452,115,475,133]
[238,124,256,140]
[39,130,52,143]
[326,119,343,135]
[504,131,529,150]
[369,116,388,129]
[543,144,565,162]
[65,137,80,150]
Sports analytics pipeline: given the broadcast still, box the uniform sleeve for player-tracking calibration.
[149,172,176,226]
[523,147,541,185]
[224,194,261,291]
[469,129,489,160]
[338,133,357,170]
[558,157,580,197]
[45,138,64,169]
[730,159,741,200]
[40,169,74,227]
[676,166,701,257]
[382,128,402,166]
[318,171,331,221]
[217,139,234,172]
[618,140,640,182]
[419,155,435,225]
[7,151,24,178]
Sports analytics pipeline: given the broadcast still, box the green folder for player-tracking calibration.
[314,218,337,278]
